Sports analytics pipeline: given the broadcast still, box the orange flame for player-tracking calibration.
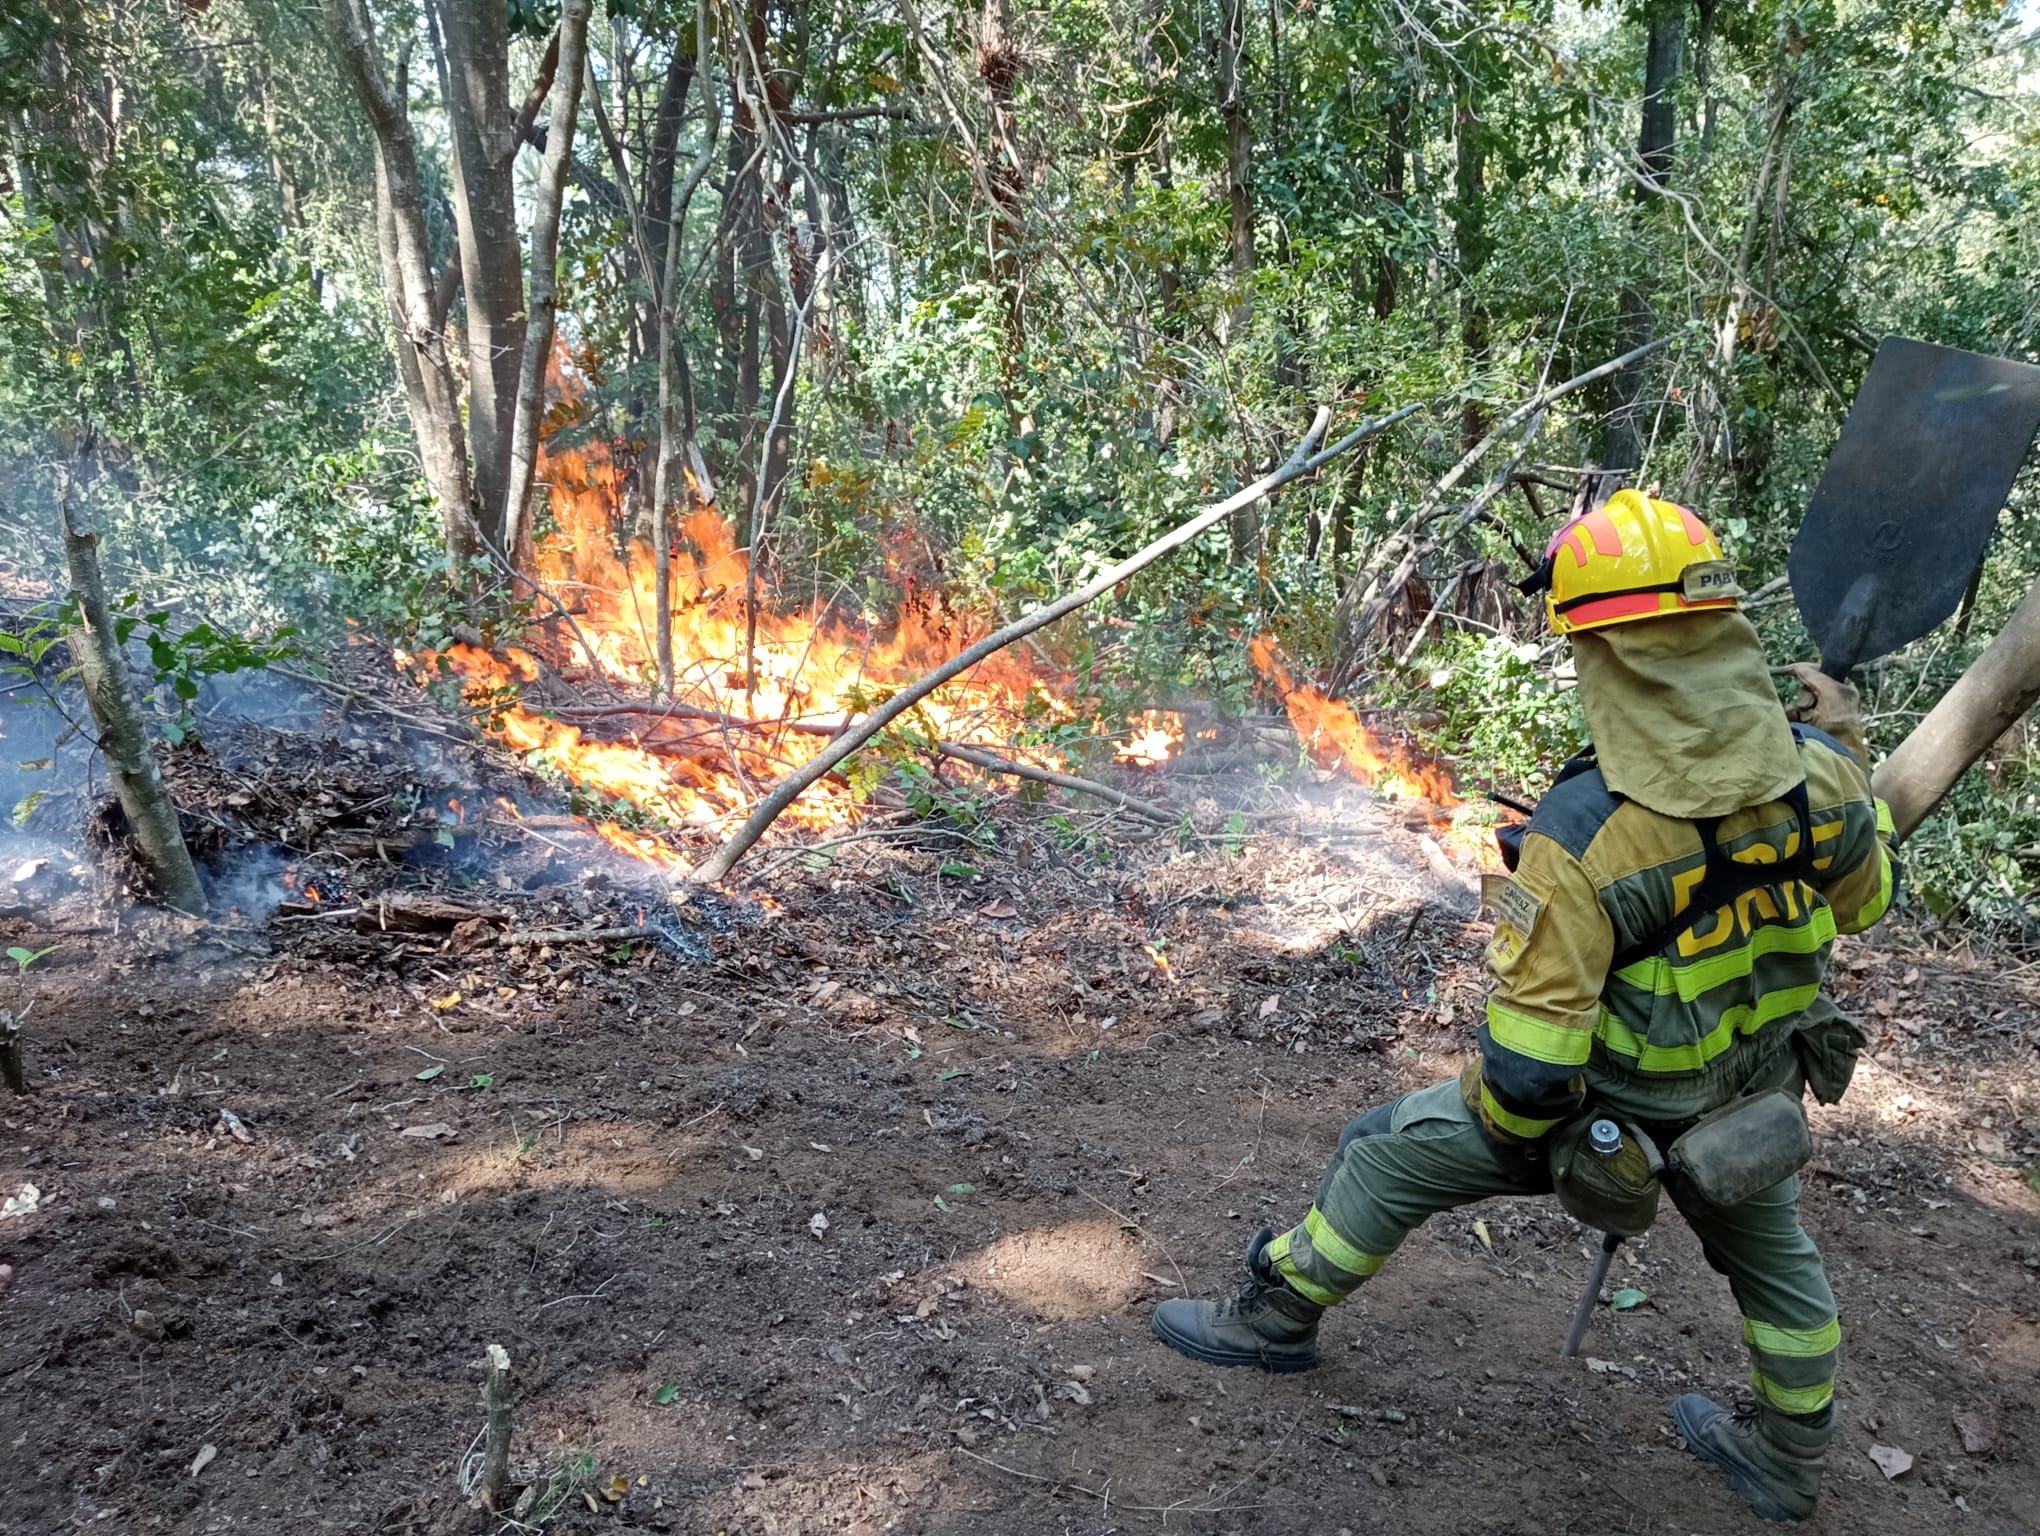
[1116,710,1183,768]
[1249,636,1460,808]
[417,356,1058,861]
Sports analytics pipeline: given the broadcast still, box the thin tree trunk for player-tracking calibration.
[1217,0,1254,324]
[978,0,1025,352]
[502,0,595,569]
[649,0,721,699]
[1453,78,1490,450]
[1603,6,1685,475]
[320,0,478,569]
[433,0,527,552]
[1687,62,1792,498]
[1375,85,1408,321]
[58,475,207,916]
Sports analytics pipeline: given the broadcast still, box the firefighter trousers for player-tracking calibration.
[1264,1076,1840,1417]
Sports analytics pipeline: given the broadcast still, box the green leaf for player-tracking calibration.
[939,861,978,878]
[1610,1288,1647,1311]
[937,1068,967,1081]
[12,790,46,827]
[651,1377,680,1406]
[8,945,57,971]
[435,827,456,847]
[468,1073,493,1089]
[415,1063,446,1081]
[172,676,199,700]
[0,633,22,655]
[932,1194,954,1212]
[160,719,186,746]
[945,1183,977,1195]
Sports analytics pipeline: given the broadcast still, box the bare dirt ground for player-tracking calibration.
[2,714,2037,1536]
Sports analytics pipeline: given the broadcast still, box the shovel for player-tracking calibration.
[1788,336,2040,683]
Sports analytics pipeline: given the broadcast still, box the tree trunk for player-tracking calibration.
[648,0,719,699]
[58,478,207,916]
[1874,576,2040,841]
[321,0,478,568]
[1603,7,1685,475]
[1375,85,1408,321]
[502,0,595,569]
[979,0,1026,367]
[1216,0,1254,326]
[433,0,527,552]
[1453,78,1489,451]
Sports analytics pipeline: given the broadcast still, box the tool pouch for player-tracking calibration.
[1665,1090,1812,1210]
[1550,1115,1663,1238]
[1792,995,1869,1106]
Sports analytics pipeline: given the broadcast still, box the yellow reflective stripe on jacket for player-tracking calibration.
[1750,1371,1834,1415]
[1597,982,1822,1073]
[1612,908,1838,1000]
[1874,798,1894,838]
[1486,997,1595,1067]
[1480,1081,1563,1140]
[1851,853,1895,929]
[1304,1206,1388,1279]
[1743,1316,1841,1358]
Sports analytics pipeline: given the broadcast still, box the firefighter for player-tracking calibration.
[1152,490,1896,1523]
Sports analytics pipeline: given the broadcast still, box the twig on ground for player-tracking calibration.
[949,1445,1267,1516]
[272,665,477,747]
[1075,1184,1187,1293]
[1212,1079,1271,1190]
[487,925,657,948]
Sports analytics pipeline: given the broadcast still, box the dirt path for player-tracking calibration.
[2,787,2036,1535]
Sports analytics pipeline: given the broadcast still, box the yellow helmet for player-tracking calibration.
[1536,488,1744,635]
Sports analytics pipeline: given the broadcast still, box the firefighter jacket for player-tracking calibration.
[1472,725,1896,1144]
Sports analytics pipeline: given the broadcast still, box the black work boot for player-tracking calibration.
[1672,1394,1831,1522]
[1150,1226,1324,1373]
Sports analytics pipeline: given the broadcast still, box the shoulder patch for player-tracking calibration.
[1481,875,1543,973]
[1483,874,1544,939]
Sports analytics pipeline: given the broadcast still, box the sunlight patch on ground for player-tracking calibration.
[956,1216,1146,1319]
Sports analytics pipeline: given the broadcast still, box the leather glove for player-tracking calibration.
[1782,662,1868,769]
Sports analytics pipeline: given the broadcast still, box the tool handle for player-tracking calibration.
[1560,1232,1623,1358]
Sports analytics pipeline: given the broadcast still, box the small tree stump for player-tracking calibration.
[0,1011,25,1096]
[478,1344,513,1512]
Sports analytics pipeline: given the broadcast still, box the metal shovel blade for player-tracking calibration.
[1788,337,2040,680]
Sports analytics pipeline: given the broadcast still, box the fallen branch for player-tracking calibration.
[933,741,1180,827]
[692,402,1421,883]
[1329,337,1670,687]
[490,925,655,947]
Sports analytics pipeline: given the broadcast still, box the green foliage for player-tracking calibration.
[7,945,58,973]
[2,593,299,747]
[1395,633,1589,800]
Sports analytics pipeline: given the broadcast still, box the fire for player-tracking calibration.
[1116,710,1183,768]
[417,357,1055,858]
[303,884,321,904]
[1249,636,1460,808]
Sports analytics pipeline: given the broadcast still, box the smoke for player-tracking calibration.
[204,844,290,924]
